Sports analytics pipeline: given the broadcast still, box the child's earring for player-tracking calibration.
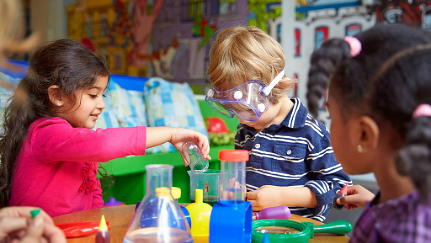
[357,145,363,153]
[57,102,62,107]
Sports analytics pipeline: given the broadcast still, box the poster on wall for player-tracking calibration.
[375,0,431,28]
[294,28,301,57]
[315,26,329,49]
[345,23,362,36]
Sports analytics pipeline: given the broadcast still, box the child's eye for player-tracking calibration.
[103,94,106,98]
[89,95,98,98]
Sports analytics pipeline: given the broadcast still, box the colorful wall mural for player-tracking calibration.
[65,0,431,97]
[66,0,279,85]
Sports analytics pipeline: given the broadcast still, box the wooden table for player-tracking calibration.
[53,205,349,243]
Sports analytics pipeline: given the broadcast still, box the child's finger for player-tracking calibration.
[246,191,257,200]
[248,200,262,211]
[337,194,362,206]
[0,217,27,240]
[346,187,358,195]
[20,225,44,243]
[0,207,53,225]
[180,154,188,167]
[43,224,66,243]
[199,135,210,156]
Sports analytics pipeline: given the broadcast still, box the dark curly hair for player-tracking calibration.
[307,24,431,199]
[0,39,110,207]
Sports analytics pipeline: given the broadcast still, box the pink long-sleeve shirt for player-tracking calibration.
[9,117,146,217]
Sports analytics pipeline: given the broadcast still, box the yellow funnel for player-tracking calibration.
[186,189,212,242]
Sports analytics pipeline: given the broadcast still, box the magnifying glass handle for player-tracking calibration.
[313,220,352,235]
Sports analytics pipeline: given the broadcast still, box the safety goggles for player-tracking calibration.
[205,71,285,122]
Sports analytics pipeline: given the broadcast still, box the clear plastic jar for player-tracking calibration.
[219,150,249,204]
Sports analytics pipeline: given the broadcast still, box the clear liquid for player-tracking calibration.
[123,228,193,243]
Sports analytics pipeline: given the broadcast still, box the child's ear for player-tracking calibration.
[355,116,379,153]
[47,85,63,107]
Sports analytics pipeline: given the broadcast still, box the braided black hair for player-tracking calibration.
[307,24,431,199]
[307,39,351,118]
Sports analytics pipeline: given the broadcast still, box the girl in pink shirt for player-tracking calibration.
[0,39,210,217]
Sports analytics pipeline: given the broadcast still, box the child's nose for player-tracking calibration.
[98,98,106,110]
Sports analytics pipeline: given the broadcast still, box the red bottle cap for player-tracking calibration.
[219,150,249,162]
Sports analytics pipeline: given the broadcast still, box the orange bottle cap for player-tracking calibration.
[219,150,249,162]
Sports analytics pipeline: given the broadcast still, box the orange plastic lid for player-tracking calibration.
[219,150,249,162]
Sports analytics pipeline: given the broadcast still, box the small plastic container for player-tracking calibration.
[188,170,220,205]
[103,197,125,207]
[181,141,209,172]
[219,150,248,203]
[253,206,291,221]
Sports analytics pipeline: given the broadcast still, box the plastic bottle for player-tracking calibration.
[96,215,110,243]
[135,187,191,228]
[172,187,192,228]
[253,206,291,221]
[123,164,193,243]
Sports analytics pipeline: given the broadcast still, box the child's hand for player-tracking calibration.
[170,128,211,164]
[0,207,66,243]
[246,185,284,211]
[337,185,375,210]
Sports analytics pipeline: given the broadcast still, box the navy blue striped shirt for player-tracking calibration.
[235,98,351,222]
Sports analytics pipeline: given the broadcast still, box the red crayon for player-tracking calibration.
[96,215,110,243]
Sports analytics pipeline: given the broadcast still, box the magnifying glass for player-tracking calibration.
[252,219,352,243]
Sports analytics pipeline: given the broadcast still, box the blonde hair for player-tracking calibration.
[0,0,38,89]
[208,26,295,103]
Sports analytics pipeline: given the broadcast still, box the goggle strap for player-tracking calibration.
[263,70,285,96]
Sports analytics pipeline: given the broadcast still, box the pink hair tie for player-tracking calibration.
[344,36,362,57]
[412,104,431,119]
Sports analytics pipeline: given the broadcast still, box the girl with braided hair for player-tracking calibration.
[308,24,431,242]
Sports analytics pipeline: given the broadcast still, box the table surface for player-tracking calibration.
[53,204,350,243]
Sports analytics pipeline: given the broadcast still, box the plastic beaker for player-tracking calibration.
[187,170,220,205]
[181,141,209,172]
[219,150,249,204]
[123,164,193,243]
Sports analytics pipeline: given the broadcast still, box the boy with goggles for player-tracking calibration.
[206,26,351,222]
